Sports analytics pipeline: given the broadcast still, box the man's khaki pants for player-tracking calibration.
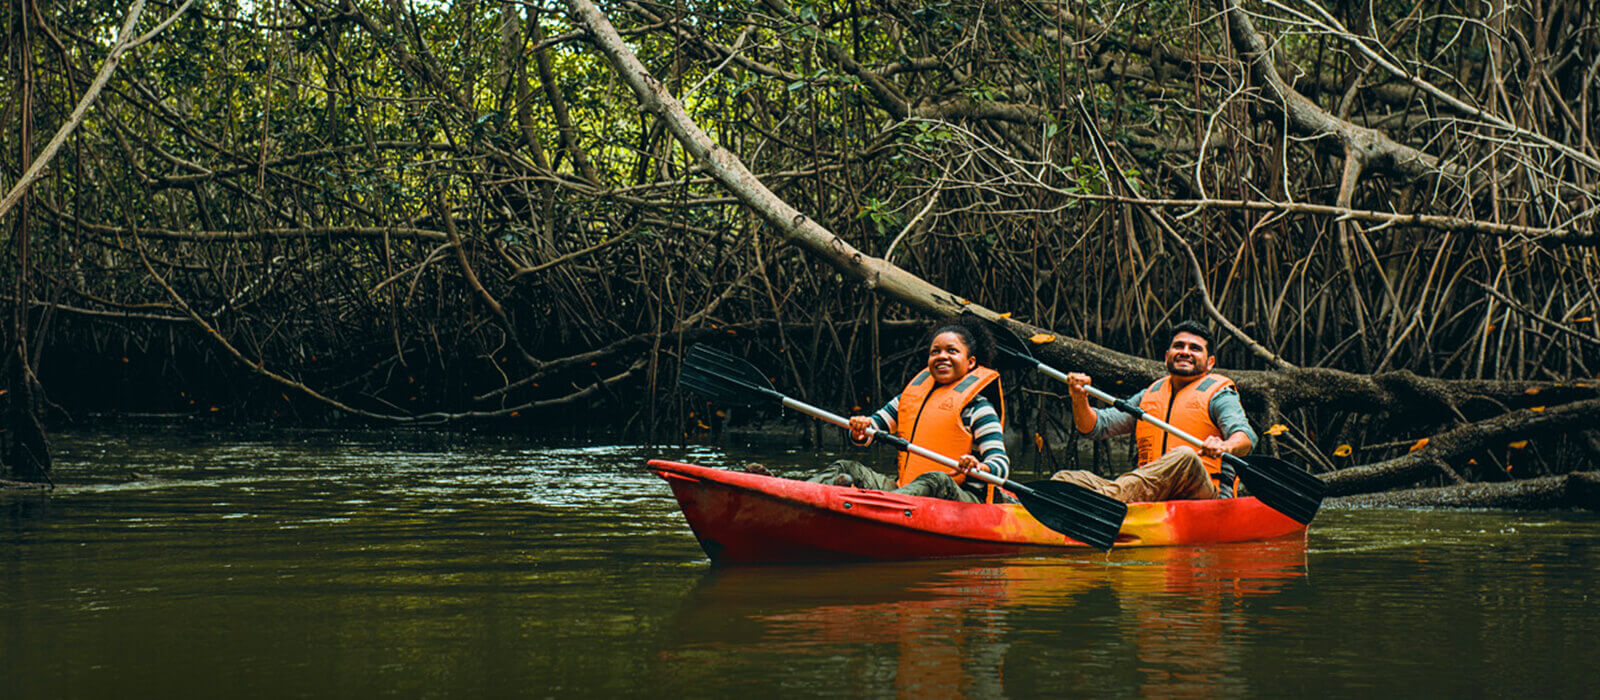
[1048,446,1218,503]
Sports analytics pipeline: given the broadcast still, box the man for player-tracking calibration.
[1049,321,1256,502]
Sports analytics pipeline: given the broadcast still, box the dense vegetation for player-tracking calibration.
[3,0,1597,497]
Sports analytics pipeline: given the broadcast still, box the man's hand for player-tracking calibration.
[1066,372,1099,435]
[1199,435,1228,458]
[1065,372,1092,401]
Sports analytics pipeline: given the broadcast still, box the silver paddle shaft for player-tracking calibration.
[779,396,1006,489]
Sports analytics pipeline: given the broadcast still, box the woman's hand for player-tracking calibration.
[955,454,986,476]
[848,415,874,444]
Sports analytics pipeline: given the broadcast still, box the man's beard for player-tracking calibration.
[1167,358,1206,377]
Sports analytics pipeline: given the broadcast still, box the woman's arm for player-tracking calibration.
[960,396,1008,480]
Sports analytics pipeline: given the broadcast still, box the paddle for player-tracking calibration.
[968,312,1325,525]
[677,344,1128,550]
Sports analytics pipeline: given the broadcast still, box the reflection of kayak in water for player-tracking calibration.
[660,539,1308,696]
[650,460,1307,563]
[681,537,1308,613]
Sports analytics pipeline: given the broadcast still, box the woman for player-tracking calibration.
[813,317,1009,503]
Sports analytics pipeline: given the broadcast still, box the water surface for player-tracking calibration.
[3,426,1596,697]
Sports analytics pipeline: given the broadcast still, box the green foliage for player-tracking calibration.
[856,197,901,240]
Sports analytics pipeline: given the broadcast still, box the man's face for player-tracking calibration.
[1165,331,1215,377]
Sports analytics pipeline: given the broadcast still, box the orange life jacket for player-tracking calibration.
[894,366,1005,497]
[1134,373,1240,493]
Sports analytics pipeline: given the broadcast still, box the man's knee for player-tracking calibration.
[1152,447,1217,499]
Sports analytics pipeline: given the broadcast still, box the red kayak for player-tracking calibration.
[650,459,1307,563]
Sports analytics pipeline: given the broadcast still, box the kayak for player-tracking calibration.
[649,459,1308,563]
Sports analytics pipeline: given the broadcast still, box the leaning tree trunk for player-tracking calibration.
[560,0,1600,506]
[1330,471,1600,510]
[560,0,968,319]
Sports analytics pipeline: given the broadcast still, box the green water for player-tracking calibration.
[3,425,1597,698]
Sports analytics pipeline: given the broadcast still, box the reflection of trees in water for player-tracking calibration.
[659,538,1308,696]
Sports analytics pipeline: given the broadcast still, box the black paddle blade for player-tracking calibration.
[1233,455,1325,525]
[677,345,783,407]
[962,310,1039,370]
[1016,480,1128,551]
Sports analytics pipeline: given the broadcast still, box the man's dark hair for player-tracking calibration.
[1169,320,1216,354]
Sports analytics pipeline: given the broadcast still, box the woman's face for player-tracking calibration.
[927,331,977,385]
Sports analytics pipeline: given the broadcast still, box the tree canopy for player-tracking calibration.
[3,0,1598,493]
